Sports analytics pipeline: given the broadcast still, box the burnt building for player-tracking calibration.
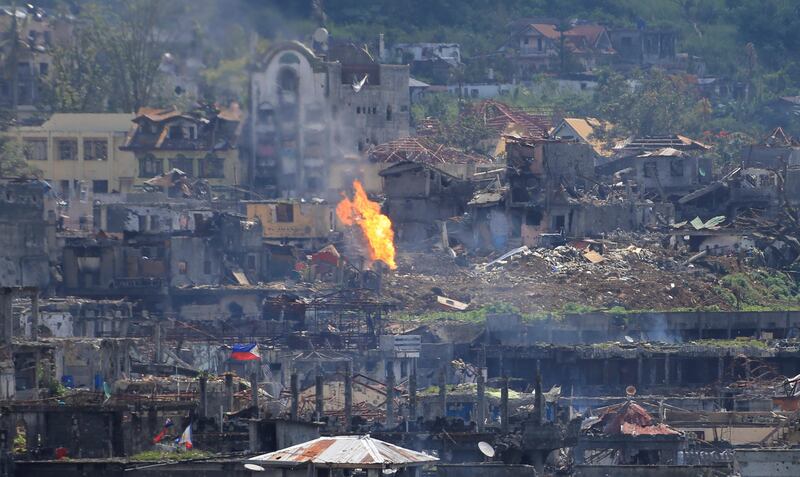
[120,105,242,194]
[380,161,476,242]
[249,39,410,197]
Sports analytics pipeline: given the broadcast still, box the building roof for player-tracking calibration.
[587,401,682,437]
[249,435,438,469]
[473,100,551,138]
[369,137,488,165]
[555,117,614,156]
[614,134,710,153]
[409,77,430,88]
[20,113,135,133]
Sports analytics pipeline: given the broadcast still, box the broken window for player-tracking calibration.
[138,154,163,178]
[553,215,566,230]
[57,139,77,161]
[670,159,684,177]
[199,154,224,178]
[168,125,184,140]
[169,155,195,175]
[92,180,108,194]
[23,139,47,161]
[275,203,294,223]
[643,161,657,178]
[526,208,543,226]
[83,139,107,161]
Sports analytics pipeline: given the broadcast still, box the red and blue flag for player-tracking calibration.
[231,343,261,361]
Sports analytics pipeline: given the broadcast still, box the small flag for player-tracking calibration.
[177,424,193,450]
[231,343,261,361]
[152,418,174,444]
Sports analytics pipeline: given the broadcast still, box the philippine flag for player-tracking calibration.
[231,343,261,361]
[177,424,193,450]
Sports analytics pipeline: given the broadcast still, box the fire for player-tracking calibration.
[336,180,397,270]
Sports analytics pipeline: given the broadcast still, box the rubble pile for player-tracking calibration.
[384,238,751,315]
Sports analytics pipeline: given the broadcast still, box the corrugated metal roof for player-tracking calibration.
[250,435,438,468]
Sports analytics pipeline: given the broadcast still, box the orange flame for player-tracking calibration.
[336,180,397,270]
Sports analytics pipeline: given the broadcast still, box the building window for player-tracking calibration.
[92,180,108,194]
[57,139,77,161]
[59,180,70,195]
[386,105,393,121]
[275,203,294,223]
[279,53,300,64]
[23,139,47,161]
[247,254,256,270]
[198,154,224,178]
[168,125,184,140]
[138,154,163,178]
[178,261,188,274]
[537,38,543,51]
[39,62,48,76]
[471,89,479,98]
[83,139,108,161]
[670,159,684,177]
[169,154,194,175]
[644,161,657,178]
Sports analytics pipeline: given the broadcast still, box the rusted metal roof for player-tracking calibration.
[249,435,438,468]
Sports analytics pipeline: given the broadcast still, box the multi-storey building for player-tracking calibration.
[3,113,136,196]
[248,39,410,198]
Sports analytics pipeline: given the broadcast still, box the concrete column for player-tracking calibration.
[408,362,417,422]
[664,354,671,386]
[344,368,352,430]
[385,360,395,428]
[315,373,324,422]
[224,373,234,412]
[153,321,162,364]
[438,366,447,418]
[290,373,299,420]
[637,356,644,385]
[534,371,543,425]
[650,359,657,386]
[476,368,486,432]
[501,375,509,433]
[30,291,39,341]
[0,290,13,346]
[199,375,208,418]
[602,359,611,385]
[251,371,260,419]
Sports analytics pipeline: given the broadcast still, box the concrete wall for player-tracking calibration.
[736,448,800,477]
[0,181,52,288]
[438,464,537,477]
[575,465,723,477]
[3,114,137,194]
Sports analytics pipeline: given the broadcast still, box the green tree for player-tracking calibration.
[42,16,110,112]
[0,140,40,178]
[592,69,698,136]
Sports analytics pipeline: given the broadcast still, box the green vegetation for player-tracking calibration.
[130,449,211,462]
[717,270,800,309]
[691,338,768,349]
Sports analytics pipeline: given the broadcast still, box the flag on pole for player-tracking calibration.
[177,423,193,450]
[152,418,174,444]
[231,343,261,361]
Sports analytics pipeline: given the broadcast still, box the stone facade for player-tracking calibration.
[249,41,410,198]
